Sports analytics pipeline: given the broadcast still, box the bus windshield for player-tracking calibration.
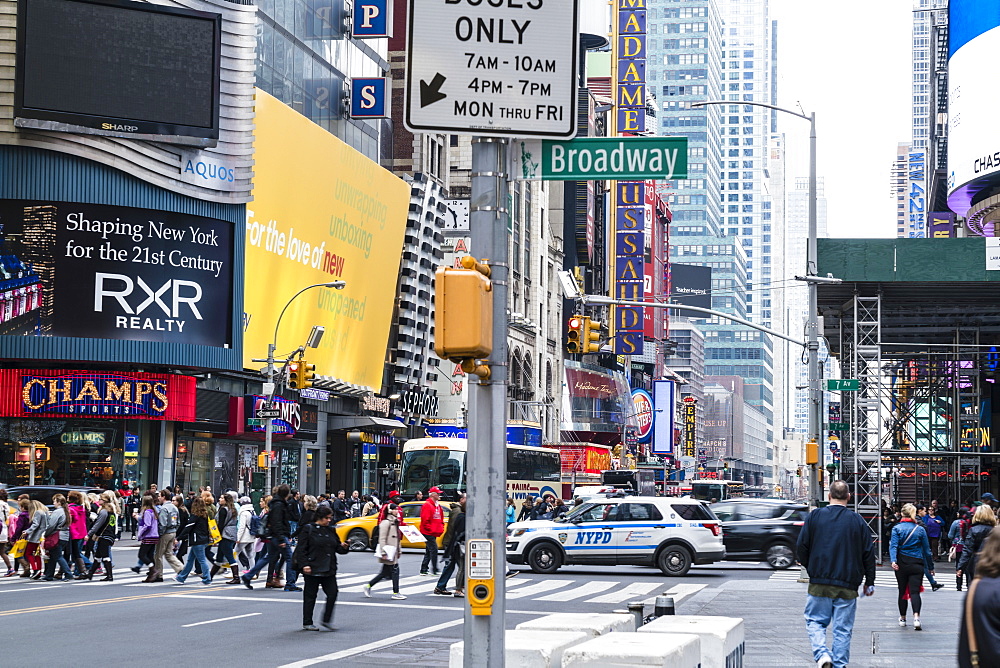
[400,449,466,497]
[691,481,744,502]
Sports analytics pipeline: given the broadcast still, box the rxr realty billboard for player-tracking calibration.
[0,199,233,346]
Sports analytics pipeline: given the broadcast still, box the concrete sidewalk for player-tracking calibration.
[681,567,963,667]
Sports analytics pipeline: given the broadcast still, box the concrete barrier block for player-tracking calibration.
[448,631,590,668]
[638,615,745,668]
[562,632,701,667]
[515,612,636,636]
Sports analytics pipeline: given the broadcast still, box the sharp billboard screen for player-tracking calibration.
[15,0,221,146]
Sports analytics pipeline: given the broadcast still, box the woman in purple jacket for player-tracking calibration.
[10,495,31,578]
[131,495,159,580]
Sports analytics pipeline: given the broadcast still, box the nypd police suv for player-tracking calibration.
[506,495,725,576]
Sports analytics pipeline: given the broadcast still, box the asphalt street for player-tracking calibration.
[0,541,773,666]
[0,542,964,666]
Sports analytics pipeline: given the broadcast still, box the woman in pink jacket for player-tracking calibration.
[67,491,90,579]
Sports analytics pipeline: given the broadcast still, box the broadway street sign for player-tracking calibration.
[515,137,688,180]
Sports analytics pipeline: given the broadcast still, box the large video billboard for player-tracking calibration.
[947,1,1000,216]
[246,90,409,390]
[0,199,233,346]
[15,0,221,146]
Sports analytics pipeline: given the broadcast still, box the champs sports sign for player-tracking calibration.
[0,369,196,420]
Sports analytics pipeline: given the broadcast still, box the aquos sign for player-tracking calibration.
[631,388,653,443]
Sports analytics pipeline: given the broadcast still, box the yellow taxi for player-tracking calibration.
[335,500,451,551]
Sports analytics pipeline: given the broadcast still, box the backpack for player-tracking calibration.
[251,512,267,538]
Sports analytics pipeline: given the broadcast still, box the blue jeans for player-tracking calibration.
[436,554,457,590]
[244,536,295,584]
[804,593,857,668]
[176,544,212,584]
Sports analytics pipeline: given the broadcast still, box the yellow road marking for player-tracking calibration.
[0,585,231,617]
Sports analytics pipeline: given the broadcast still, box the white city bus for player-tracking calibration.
[399,438,562,507]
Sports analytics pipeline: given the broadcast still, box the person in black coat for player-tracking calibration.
[958,505,997,581]
[294,506,349,631]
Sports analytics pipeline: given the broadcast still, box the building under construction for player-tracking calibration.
[817,237,1000,553]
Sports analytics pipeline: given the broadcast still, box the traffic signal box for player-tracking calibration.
[300,361,316,388]
[433,257,493,378]
[581,317,603,353]
[288,361,301,389]
[806,439,819,465]
[566,315,583,353]
[257,452,270,468]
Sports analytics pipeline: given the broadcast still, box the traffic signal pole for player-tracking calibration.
[464,136,508,667]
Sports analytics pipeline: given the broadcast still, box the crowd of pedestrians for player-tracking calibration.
[797,485,1000,668]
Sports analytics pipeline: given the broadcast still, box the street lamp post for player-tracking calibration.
[692,100,821,506]
[257,281,345,491]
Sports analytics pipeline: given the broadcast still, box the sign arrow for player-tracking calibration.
[420,73,447,108]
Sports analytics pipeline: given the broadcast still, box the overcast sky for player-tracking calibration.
[770,0,912,238]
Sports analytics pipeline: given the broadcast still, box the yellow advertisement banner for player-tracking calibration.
[245,90,409,389]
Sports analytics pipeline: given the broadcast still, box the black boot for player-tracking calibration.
[100,560,113,581]
[957,575,963,592]
[210,564,221,578]
[83,561,99,581]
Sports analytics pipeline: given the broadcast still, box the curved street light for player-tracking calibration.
[692,99,821,506]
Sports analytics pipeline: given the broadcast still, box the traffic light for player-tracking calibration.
[257,452,269,468]
[433,259,493,361]
[299,360,316,389]
[288,361,301,388]
[566,315,583,353]
[581,317,603,353]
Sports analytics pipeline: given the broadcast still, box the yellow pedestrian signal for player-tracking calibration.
[300,361,316,389]
[433,260,493,361]
[567,315,583,354]
[257,452,269,468]
[581,317,603,353]
[806,439,819,465]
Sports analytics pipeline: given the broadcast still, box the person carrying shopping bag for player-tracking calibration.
[363,503,405,600]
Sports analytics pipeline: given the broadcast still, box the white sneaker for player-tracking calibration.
[362,584,372,598]
[914,618,922,631]
[817,655,832,668]
[899,617,906,627]
[391,593,406,600]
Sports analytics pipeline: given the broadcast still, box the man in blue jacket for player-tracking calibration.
[796,480,876,668]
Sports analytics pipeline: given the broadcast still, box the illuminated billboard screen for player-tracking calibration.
[14,0,221,146]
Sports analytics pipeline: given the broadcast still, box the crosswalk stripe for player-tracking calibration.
[584,581,660,603]
[535,580,617,602]
[641,583,705,605]
[341,574,427,593]
[506,580,572,599]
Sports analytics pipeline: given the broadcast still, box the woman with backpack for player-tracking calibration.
[213,492,241,584]
[890,503,935,630]
[517,496,534,523]
[958,504,997,582]
[364,503,405,600]
[83,495,119,581]
[295,505,350,630]
[174,497,213,585]
[42,494,73,581]
[235,496,257,569]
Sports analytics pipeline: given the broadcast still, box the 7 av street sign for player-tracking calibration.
[404,0,579,138]
[515,137,689,180]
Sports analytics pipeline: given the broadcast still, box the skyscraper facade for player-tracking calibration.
[653,0,780,487]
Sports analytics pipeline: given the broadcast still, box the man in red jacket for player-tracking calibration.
[419,487,445,575]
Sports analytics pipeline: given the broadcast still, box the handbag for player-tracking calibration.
[207,518,222,546]
[966,579,981,667]
[9,539,27,560]
[43,532,59,551]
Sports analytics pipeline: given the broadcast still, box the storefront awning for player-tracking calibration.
[327,416,406,432]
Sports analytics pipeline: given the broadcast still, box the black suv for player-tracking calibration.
[710,499,808,569]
